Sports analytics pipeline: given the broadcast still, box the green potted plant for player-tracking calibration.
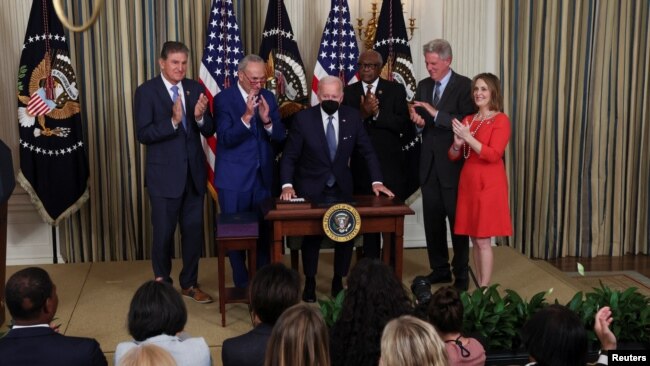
[566,281,650,347]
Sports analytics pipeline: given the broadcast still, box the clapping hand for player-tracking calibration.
[594,306,617,351]
[194,93,209,120]
[452,118,471,141]
[412,101,437,118]
[360,93,379,119]
[172,95,183,127]
[258,94,271,124]
[243,93,259,121]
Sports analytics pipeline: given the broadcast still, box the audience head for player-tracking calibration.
[341,258,412,322]
[249,263,301,325]
[5,267,58,324]
[521,304,588,366]
[264,303,330,366]
[428,286,464,334]
[380,315,449,366]
[330,259,413,366]
[472,72,503,112]
[118,344,177,366]
[127,280,187,342]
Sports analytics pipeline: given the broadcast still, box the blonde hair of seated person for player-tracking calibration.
[118,343,177,366]
[264,303,330,366]
[380,315,449,366]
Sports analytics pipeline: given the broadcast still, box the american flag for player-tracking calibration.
[310,0,359,106]
[199,0,243,199]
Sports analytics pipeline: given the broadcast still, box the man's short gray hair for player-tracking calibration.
[238,54,265,71]
[422,39,453,60]
[318,75,343,92]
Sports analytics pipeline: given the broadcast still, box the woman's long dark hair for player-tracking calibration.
[330,259,413,366]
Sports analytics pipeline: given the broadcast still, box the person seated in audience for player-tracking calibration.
[521,304,616,366]
[264,303,330,366]
[114,280,211,366]
[0,267,108,366]
[330,258,413,366]
[118,343,177,366]
[222,263,301,366]
[428,286,485,365]
[379,315,449,366]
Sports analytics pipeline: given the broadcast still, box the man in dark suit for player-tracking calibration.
[0,267,107,365]
[214,54,286,288]
[410,39,476,290]
[135,41,215,303]
[221,263,300,366]
[280,76,394,302]
[343,50,409,259]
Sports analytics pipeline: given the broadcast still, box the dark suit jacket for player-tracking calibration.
[280,105,382,199]
[214,86,286,192]
[0,327,107,366]
[343,78,409,199]
[134,76,215,198]
[414,71,475,188]
[221,323,273,366]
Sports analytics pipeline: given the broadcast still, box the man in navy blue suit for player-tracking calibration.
[280,76,394,302]
[214,54,286,288]
[135,41,215,303]
[0,267,107,365]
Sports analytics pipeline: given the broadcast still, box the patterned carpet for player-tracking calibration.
[566,270,650,297]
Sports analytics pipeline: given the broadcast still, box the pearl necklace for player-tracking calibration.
[463,111,495,159]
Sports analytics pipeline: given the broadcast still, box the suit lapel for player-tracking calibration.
[376,78,387,104]
[182,79,193,120]
[155,76,173,107]
[423,78,435,104]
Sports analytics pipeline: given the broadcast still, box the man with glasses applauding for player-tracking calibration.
[214,54,286,289]
[343,50,410,260]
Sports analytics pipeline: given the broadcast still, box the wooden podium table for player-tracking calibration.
[263,196,414,280]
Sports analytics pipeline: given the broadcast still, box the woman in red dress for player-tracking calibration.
[448,73,512,287]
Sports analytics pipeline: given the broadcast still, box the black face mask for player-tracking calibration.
[321,100,340,115]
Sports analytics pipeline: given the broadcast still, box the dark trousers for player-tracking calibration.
[421,172,469,279]
[302,184,354,278]
[150,174,204,289]
[217,172,270,288]
[302,236,354,278]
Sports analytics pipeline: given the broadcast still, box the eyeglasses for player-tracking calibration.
[241,72,266,85]
[358,63,380,70]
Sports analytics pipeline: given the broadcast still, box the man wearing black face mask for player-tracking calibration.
[280,76,394,302]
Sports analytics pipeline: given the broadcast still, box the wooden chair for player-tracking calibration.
[215,212,258,327]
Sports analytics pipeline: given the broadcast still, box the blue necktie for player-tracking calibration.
[433,81,441,106]
[171,85,186,130]
[325,115,336,187]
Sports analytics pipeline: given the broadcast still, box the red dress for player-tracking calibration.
[452,112,512,237]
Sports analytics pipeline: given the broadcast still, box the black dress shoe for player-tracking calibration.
[303,276,316,303]
[331,275,343,297]
[454,277,469,291]
[425,270,452,284]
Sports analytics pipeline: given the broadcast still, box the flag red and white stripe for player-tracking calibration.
[199,0,244,200]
